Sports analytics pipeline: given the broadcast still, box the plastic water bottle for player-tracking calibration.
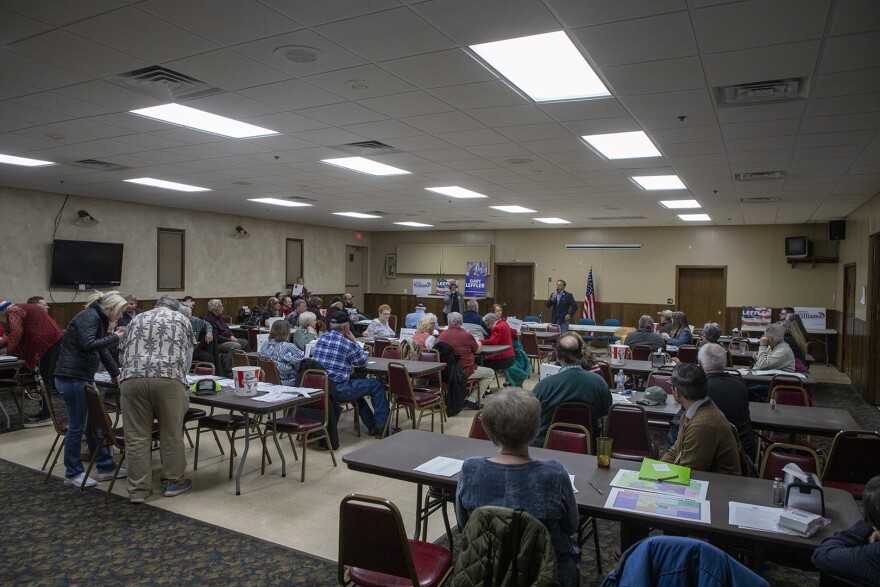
[772,477,785,506]
[616,370,626,395]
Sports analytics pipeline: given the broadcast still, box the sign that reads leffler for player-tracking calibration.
[464,276,486,297]
[741,306,772,328]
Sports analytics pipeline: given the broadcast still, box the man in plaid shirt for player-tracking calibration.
[312,313,389,438]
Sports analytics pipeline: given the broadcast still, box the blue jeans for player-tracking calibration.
[55,377,116,478]
[335,378,389,429]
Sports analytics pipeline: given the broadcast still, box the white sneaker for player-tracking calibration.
[64,472,97,488]
[96,467,127,482]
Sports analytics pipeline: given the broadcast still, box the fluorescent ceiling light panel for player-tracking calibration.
[491,205,536,213]
[394,222,434,227]
[534,217,570,224]
[124,177,210,192]
[321,157,410,176]
[566,243,641,250]
[678,213,711,222]
[248,198,312,207]
[333,212,382,219]
[660,199,701,209]
[632,175,687,190]
[426,186,488,199]
[0,153,55,167]
[582,131,661,159]
[469,31,610,102]
[130,103,278,138]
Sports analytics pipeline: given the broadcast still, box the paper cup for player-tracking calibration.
[609,344,628,366]
[232,366,260,396]
[653,322,659,332]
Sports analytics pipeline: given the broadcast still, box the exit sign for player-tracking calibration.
[354,232,362,239]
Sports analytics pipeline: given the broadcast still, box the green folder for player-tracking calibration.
[638,458,691,485]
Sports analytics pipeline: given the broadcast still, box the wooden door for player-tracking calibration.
[345,246,366,309]
[495,264,534,320]
[841,263,856,377]
[676,267,727,332]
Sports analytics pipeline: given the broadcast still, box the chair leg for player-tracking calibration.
[592,518,602,574]
[104,450,125,504]
[183,426,194,448]
[81,443,101,490]
[42,433,61,471]
[44,441,64,484]
[227,430,236,480]
[193,426,201,470]
[286,432,300,461]
[300,431,308,482]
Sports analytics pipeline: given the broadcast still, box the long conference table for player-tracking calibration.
[615,359,817,386]
[343,430,861,571]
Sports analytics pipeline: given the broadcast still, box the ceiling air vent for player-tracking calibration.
[715,78,809,106]
[734,170,788,181]
[69,159,130,171]
[332,141,400,156]
[739,197,781,204]
[106,66,223,101]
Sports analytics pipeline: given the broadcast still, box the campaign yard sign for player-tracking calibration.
[436,278,450,294]
[464,275,486,297]
[741,306,772,328]
[795,307,826,330]
[412,279,432,296]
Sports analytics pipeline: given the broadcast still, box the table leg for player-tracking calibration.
[235,410,250,496]
[824,333,830,367]
[415,483,425,541]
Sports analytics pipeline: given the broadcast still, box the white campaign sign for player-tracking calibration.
[795,307,826,330]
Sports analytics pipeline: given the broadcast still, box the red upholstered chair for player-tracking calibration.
[388,314,398,334]
[769,374,812,404]
[339,494,452,587]
[520,331,549,374]
[759,443,821,480]
[247,327,259,352]
[468,411,490,441]
[822,430,880,499]
[544,422,592,455]
[269,369,336,482]
[676,345,698,364]
[36,373,68,477]
[386,362,444,434]
[413,350,443,396]
[373,339,391,359]
[551,402,595,443]
[191,361,215,375]
[595,361,614,388]
[772,385,810,407]
[604,404,658,462]
[231,349,250,369]
[727,339,750,352]
[382,346,401,360]
[257,357,282,385]
[630,344,653,361]
[646,371,673,394]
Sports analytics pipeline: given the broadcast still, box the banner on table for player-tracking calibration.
[741,306,772,327]
[464,275,486,297]
[412,279,432,296]
[795,307,826,329]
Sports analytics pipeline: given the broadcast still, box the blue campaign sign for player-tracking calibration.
[465,275,485,297]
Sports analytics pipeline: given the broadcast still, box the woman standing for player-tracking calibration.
[54,291,128,488]
[259,320,304,385]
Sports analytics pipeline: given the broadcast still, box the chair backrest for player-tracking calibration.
[248,327,259,351]
[35,372,65,435]
[822,430,880,487]
[373,339,391,359]
[578,318,596,326]
[519,331,540,356]
[772,385,811,406]
[339,494,420,586]
[550,402,594,437]
[190,360,215,375]
[83,384,122,450]
[728,339,750,352]
[724,348,734,367]
[469,411,491,441]
[759,443,821,480]
[728,422,753,477]
[595,361,613,387]
[298,368,330,417]
[631,344,653,361]
[605,404,653,453]
[382,346,401,360]
[418,349,441,383]
[677,345,699,364]
[257,357,282,385]
[221,314,232,324]
[546,323,560,333]
[544,423,591,454]
[388,362,415,401]
[646,371,673,394]
[388,314,398,334]
[603,318,621,327]
[770,374,805,391]
[722,368,742,378]
[231,349,250,368]
[523,315,539,323]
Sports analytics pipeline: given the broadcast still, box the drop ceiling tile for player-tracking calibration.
[727,149,792,163]
[465,143,534,158]
[727,136,797,152]
[570,12,697,67]
[166,49,289,92]
[661,141,724,155]
[812,68,880,98]
[0,77,40,101]
[829,0,880,35]
[294,127,375,147]
[820,31,880,73]
[316,8,454,62]
[68,7,219,63]
[601,56,705,96]
[412,0,559,45]
[702,41,821,87]
[805,92,880,117]
[239,112,329,134]
[233,29,368,80]
[561,117,643,135]
[520,137,587,154]
[434,129,509,147]
[547,0,686,28]
[10,91,113,119]
[53,81,158,112]
[667,153,729,166]
[652,125,723,144]
[796,131,876,147]
[401,111,484,134]
[621,89,717,129]
[357,91,453,118]
[185,93,282,120]
[7,30,148,78]
[248,134,321,152]
[239,79,345,110]
[380,48,496,89]
[722,119,802,140]
[539,98,629,122]
[2,1,121,27]
[793,145,866,159]
[303,64,417,100]
[259,0,396,26]
[716,101,805,124]
[465,105,554,127]
[0,8,53,45]
[428,80,528,110]
[0,101,70,125]
[339,119,423,140]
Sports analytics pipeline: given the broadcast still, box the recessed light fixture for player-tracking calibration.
[534,217,570,224]
[248,197,312,207]
[130,104,278,138]
[426,186,488,199]
[660,199,701,209]
[565,243,641,250]
[678,213,711,222]
[0,153,55,167]
[631,175,687,190]
[321,157,410,176]
[124,177,210,192]
[333,212,382,219]
[491,205,536,213]
[394,221,433,227]
[469,31,610,102]
[582,131,661,159]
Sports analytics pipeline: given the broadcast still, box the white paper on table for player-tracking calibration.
[605,487,711,524]
[610,393,632,404]
[272,385,321,397]
[94,371,112,382]
[569,474,578,494]
[414,456,464,477]
[728,502,797,535]
[186,374,221,384]
[751,369,806,378]
[215,378,235,387]
[609,469,710,501]
[252,391,289,403]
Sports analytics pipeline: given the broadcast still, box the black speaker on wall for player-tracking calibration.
[830,220,846,241]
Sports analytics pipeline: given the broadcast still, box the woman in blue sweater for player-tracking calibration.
[661,311,693,347]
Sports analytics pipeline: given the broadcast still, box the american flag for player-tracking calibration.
[583,268,596,321]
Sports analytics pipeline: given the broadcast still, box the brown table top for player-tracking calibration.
[357,357,446,377]
[343,430,860,558]
[618,359,817,385]
[480,344,511,355]
[187,386,321,415]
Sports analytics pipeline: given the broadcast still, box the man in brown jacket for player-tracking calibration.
[662,363,742,475]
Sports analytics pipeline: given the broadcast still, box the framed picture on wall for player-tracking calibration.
[385,253,397,279]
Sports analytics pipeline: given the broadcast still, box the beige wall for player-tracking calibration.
[2,186,369,303]
[836,192,880,321]
[370,225,839,308]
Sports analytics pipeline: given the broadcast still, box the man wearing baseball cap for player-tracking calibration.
[405,302,427,329]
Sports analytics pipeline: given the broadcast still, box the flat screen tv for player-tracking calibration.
[785,236,810,259]
[50,239,124,287]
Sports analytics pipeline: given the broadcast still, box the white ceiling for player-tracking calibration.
[0,0,878,231]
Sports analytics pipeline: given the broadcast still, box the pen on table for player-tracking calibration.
[588,481,604,495]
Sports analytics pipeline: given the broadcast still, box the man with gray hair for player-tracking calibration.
[117,294,144,328]
[624,315,665,351]
[657,309,674,335]
[119,295,194,503]
[698,343,755,462]
[437,312,495,406]
[753,323,795,372]
[203,298,249,373]
[700,322,722,344]
[179,305,222,374]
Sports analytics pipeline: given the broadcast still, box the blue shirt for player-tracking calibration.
[311,330,368,384]
[405,310,425,329]
[259,338,303,386]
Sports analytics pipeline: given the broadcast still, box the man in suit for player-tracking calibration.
[546,279,577,333]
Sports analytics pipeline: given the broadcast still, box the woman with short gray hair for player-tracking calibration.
[293,311,318,351]
[455,388,580,586]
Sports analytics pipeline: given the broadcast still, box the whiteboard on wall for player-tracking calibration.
[396,245,442,274]
[441,245,492,274]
